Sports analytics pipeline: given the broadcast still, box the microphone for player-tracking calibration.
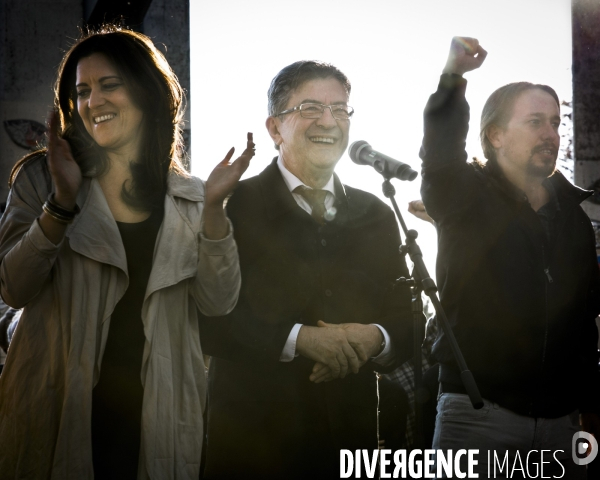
[349,140,418,181]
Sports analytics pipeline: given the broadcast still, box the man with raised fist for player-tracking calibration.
[420,36,600,477]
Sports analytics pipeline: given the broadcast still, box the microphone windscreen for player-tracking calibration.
[348,140,371,165]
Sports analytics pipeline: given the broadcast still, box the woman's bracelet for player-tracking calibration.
[42,193,80,225]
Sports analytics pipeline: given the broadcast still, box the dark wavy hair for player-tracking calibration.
[480,82,559,165]
[10,25,187,211]
[267,61,351,151]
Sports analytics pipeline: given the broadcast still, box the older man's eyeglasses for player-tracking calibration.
[276,103,354,121]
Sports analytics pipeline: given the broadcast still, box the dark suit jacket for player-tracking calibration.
[199,159,413,479]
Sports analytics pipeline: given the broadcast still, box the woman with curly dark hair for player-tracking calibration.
[0,26,254,479]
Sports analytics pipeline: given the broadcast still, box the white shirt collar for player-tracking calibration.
[276,155,336,196]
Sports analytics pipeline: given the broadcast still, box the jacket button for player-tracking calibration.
[325,289,332,297]
[321,239,327,246]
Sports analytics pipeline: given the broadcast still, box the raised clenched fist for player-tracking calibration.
[443,36,487,76]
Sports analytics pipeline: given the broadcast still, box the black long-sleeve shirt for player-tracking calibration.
[420,74,600,417]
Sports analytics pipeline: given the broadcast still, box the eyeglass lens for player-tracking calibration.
[299,103,352,120]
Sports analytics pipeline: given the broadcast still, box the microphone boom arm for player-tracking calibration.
[381,178,483,411]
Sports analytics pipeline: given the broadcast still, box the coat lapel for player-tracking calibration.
[66,178,128,273]
[66,173,206,299]
[258,157,355,225]
[144,174,205,300]
[259,158,303,221]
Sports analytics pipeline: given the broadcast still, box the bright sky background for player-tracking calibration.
[190,0,572,275]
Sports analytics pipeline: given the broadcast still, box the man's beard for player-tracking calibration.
[527,143,557,178]
[526,159,556,178]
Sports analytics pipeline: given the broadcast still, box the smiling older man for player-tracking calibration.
[199,61,414,479]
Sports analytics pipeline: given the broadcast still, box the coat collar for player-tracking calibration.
[481,160,592,208]
[166,172,205,201]
[547,169,593,206]
[67,172,204,288]
[259,157,351,223]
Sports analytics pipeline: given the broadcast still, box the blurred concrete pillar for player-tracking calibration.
[86,0,152,31]
[144,0,191,161]
[573,0,600,358]
[0,1,82,202]
[572,0,600,220]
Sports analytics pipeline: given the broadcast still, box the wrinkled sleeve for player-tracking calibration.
[579,238,600,414]
[419,74,479,224]
[199,283,297,364]
[192,218,241,317]
[198,187,312,364]
[0,158,58,308]
[362,207,413,372]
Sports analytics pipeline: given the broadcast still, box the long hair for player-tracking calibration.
[10,25,187,211]
[480,82,559,165]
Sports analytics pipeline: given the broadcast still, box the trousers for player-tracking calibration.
[431,393,586,479]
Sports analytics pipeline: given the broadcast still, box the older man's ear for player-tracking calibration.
[266,116,282,149]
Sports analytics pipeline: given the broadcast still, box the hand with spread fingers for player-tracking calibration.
[443,36,487,76]
[205,132,255,207]
[203,132,255,240]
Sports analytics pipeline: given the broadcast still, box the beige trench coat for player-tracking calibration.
[0,156,240,479]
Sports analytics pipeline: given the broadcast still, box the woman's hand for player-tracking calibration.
[205,133,255,209]
[38,111,82,244]
[47,110,82,210]
[202,133,255,240]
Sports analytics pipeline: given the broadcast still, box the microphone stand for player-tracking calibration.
[381,177,483,447]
